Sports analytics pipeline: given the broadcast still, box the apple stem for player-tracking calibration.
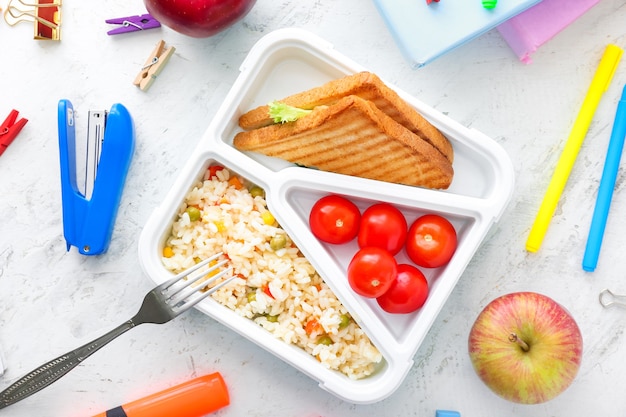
[508,333,530,352]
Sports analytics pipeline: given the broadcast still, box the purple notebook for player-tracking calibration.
[497,0,600,64]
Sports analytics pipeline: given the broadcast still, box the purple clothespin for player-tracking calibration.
[106,13,161,35]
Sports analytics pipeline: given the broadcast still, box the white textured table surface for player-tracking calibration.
[2,1,626,416]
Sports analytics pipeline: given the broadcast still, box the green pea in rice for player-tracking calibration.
[162,167,382,379]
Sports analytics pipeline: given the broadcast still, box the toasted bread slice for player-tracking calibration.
[233,95,453,189]
[238,71,454,164]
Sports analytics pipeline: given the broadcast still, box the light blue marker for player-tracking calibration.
[583,84,626,272]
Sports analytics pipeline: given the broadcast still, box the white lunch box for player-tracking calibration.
[138,28,515,404]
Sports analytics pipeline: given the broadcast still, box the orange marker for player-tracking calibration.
[92,373,229,417]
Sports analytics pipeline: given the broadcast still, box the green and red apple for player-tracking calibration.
[144,0,257,38]
[468,292,582,404]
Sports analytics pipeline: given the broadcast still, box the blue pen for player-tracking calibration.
[583,84,626,272]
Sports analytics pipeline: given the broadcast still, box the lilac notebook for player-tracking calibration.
[497,0,600,64]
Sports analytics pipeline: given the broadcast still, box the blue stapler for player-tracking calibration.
[57,99,135,255]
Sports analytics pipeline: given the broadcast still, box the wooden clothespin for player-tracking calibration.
[133,40,176,92]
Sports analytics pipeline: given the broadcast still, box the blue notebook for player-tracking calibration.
[372,0,543,68]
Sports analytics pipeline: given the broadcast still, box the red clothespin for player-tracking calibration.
[0,110,28,156]
[426,0,440,3]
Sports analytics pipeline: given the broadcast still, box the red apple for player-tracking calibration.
[468,292,582,404]
[144,0,257,38]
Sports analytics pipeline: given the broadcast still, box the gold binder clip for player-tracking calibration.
[3,0,61,41]
[133,40,176,92]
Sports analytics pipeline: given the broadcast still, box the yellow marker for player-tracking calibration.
[526,44,623,253]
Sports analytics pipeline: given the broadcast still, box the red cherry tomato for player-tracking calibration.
[406,214,457,268]
[309,195,361,244]
[376,264,429,314]
[358,203,407,255]
[347,247,397,298]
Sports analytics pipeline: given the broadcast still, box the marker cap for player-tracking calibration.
[92,372,229,417]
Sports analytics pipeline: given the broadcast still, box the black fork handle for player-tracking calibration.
[0,318,139,410]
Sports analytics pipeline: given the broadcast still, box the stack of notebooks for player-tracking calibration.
[372,0,600,68]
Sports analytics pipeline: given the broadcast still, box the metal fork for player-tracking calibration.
[0,252,234,410]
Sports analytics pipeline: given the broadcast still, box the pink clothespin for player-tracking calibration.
[426,0,440,4]
[0,109,28,156]
[105,13,160,35]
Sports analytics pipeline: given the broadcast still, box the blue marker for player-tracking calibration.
[583,84,626,272]
[436,411,461,417]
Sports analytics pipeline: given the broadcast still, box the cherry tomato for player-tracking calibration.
[405,214,457,268]
[358,203,407,255]
[309,195,361,244]
[376,264,429,314]
[347,247,397,298]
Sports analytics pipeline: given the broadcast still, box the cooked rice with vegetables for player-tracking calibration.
[162,166,382,379]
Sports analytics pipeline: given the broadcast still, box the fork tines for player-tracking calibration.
[162,253,234,313]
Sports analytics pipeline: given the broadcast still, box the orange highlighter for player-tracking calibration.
[92,373,229,417]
